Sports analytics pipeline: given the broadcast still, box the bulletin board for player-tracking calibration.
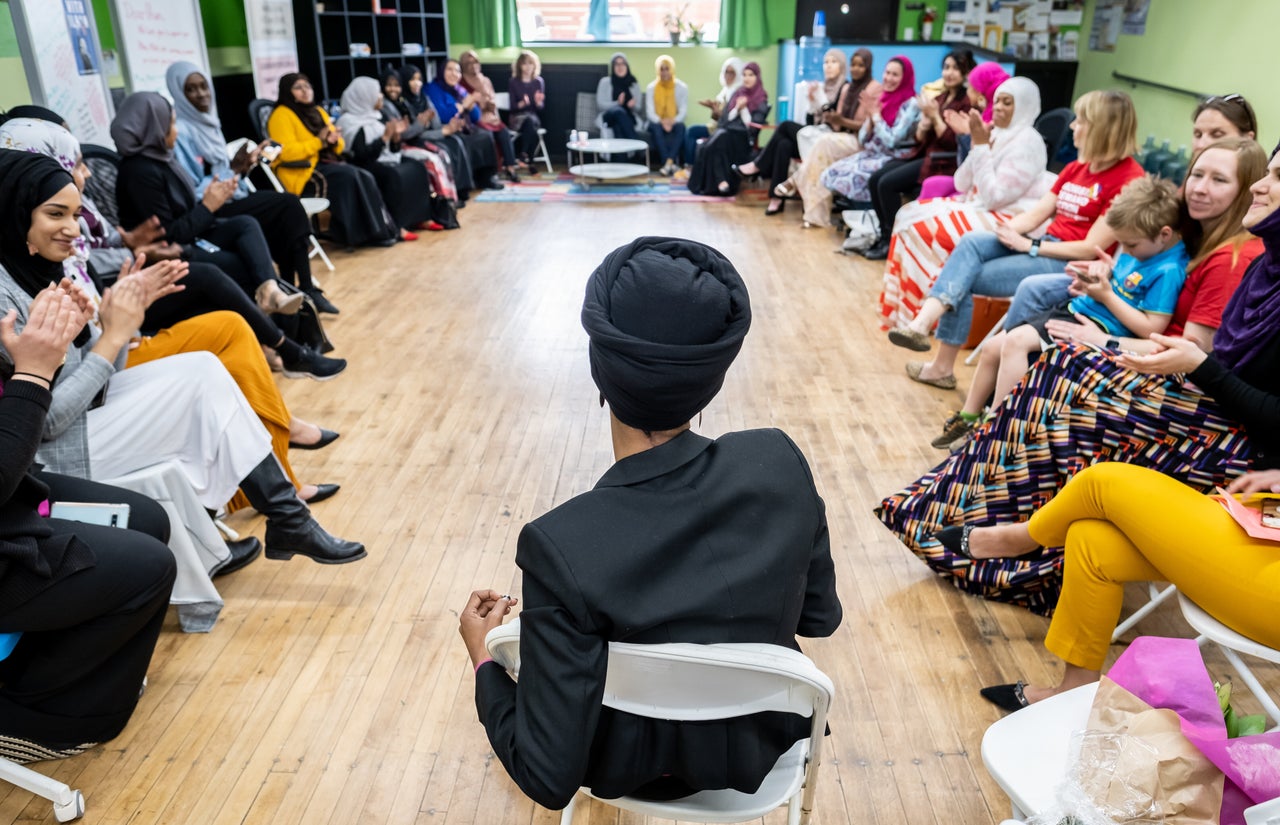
[106,0,210,98]
[8,0,116,145]
[942,0,1085,61]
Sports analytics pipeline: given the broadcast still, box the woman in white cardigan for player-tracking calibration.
[878,77,1050,329]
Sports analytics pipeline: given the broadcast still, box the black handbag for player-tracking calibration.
[272,281,334,353]
[429,194,460,229]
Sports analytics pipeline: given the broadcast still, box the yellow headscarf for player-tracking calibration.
[653,55,677,120]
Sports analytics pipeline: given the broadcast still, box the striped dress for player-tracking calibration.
[876,342,1253,616]
[878,126,1050,329]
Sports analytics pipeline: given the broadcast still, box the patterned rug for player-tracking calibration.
[473,172,767,204]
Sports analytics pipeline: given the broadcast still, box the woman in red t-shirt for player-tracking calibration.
[886,90,1144,388]
[1046,137,1267,352]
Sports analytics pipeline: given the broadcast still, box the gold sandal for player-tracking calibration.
[255,281,304,316]
[774,179,797,199]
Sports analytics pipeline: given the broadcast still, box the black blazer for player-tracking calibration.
[475,428,842,810]
[116,155,215,246]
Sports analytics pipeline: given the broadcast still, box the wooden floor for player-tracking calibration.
[3,195,1276,824]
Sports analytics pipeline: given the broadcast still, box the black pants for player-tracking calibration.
[868,158,924,242]
[491,126,517,168]
[188,214,279,295]
[0,475,175,746]
[36,472,171,543]
[750,120,803,193]
[142,261,285,348]
[218,191,316,291]
[367,158,432,230]
[514,115,541,160]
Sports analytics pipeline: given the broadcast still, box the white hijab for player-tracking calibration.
[989,76,1042,160]
[716,58,745,106]
[336,76,399,164]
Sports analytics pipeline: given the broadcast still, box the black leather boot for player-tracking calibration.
[237,456,366,564]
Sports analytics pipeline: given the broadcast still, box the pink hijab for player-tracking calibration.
[878,56,916,126]
[966,62,1011,124]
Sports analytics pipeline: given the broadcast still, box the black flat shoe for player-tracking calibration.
[212,536,262,578]
[980,681,1030,712]
[932,524,976,559]
[860,240,890,260]
[304,483,340,504]
[306,289,340,315]
[764,201,785,216]
[289,428,340,450]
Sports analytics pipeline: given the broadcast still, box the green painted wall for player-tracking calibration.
[0,1,24,109]
[1071,0,1276,153]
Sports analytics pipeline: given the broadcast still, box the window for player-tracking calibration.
[516,1,722,43]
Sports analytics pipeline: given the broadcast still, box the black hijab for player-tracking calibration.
[0,105,67,127]
[399,64,428,115]
[582,237,751,431]
[608,52,638,105]
[0,150,76,299]
[276,72,328,136]
[839,48,875,120]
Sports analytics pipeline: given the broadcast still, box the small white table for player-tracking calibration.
[566,138,652,189]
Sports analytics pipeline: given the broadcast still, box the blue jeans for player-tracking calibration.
[648,121,686,164]
[930,232,1069,345]
[1003,272,1074,330]
[602,105,639,141]
[684,125,710,165]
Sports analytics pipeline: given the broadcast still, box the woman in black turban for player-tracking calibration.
[460,236,842,811]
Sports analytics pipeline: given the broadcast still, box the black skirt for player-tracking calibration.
[304,162,397,247]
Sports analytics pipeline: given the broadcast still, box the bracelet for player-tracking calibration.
[10,372,52,385]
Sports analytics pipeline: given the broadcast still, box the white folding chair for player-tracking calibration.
[0,633,86,822]
[492,91,553,175]
[980,681,1099,820]
[983,678,1280,822]
[1179,592,1280,727]
[486,620,834,825]
[225,139,334,272]
[1111,583,1178,642]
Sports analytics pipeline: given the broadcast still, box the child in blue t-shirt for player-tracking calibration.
[987,176,1188,414]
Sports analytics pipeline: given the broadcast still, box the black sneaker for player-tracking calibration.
[307,289,340,315]
[485,176,505,190]
[281,345,346,381]
[931,412,975,449]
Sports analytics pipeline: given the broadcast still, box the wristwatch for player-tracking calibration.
[1106,337,1121,350]
[1028,238,1041,257]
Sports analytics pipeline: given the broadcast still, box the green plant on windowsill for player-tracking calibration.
[663,3,688,45]
[684,22,705,45]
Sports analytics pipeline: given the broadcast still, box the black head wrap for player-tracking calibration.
[0,105,67,127]
[582,237,751,431]
[0,149,76,299]
[398,64,429,118]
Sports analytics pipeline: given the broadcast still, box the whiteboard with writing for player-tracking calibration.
[107,0,210,98]
[8,0,116,146]
[244,0,299,100]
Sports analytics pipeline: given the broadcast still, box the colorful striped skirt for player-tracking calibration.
[878,197,1011,330]
[876,342,1254,616]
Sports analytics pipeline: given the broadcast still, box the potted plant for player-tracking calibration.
[663,4,688,45]
[684,21,704,45]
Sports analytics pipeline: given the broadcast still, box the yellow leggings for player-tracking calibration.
[125,311,300,511]
[1028,462,1280,671]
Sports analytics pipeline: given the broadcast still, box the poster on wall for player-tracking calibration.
[8,0,115,144]
[245,0,299,100]
[107,0,210,97]
[1089,0,1124,52]
[61,0,100,75]
[943,0,1083,61]
[1121,0,1150,35]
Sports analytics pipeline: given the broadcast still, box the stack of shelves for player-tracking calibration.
[293,0,450,102]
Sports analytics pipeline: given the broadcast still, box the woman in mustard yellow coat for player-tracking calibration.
[267,73,398,248]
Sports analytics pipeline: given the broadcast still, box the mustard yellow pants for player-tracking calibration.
[1028,462,1280,671]
[125,311,300,511]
